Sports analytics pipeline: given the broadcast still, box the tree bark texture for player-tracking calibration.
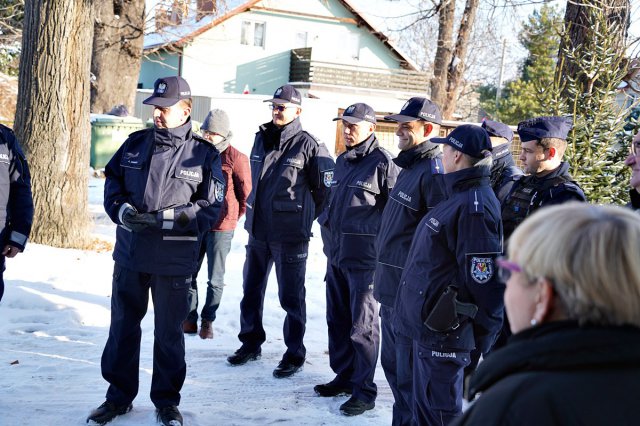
[559,0,630,99]
[430,0,455,111]
[91,0,145,114]
[15,0,94,248]
[442,0,479,119]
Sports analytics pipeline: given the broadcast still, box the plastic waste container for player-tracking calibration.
[90,114,145,169]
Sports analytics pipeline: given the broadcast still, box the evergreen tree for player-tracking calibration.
[0,0,23,76]
[480,5,562,124]
[546,3,636,205]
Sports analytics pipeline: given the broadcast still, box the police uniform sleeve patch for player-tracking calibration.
[322,169,334,188]
[213,177,225,203]
[469,256,494,284]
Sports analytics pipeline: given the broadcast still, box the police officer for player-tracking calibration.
[88,76,225,426]
[624,131,640,210]
[227,85,335,379]
[502,116,586,239]
[0,124,33,302]
[184,109,252,339]
[482,119,523,203]
[374,97,446,425]
[392,125,504,425]
[314,103,399,416]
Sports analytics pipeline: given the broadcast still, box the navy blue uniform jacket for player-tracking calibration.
[245,118,335,242]
[392,166,504,354]
[375,142,445,306]
[104,120,225,276]
[321,134,399,269]
[0,125,33,251]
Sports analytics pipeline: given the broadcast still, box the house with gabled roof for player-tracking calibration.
[140,0,429,100]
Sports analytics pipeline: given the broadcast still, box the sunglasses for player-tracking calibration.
[269,104,296,112]
[496,257,524,283]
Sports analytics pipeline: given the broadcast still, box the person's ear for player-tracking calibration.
[532,278,555,323]
[423,123,433,137]
[547,146,557,159]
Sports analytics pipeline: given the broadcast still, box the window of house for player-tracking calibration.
[241,21,266,48]
[295,32,308,48]
[346,33,360,60]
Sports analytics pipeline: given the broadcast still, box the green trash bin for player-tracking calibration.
[90,114,145,169]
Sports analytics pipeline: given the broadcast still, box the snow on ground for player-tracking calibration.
[0,176,393,425]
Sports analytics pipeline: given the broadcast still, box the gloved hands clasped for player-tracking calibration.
[122,207,159,232]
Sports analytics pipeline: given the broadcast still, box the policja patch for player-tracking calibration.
[469,256,494,284]
[323,170,334,187]
[214,179,225,203]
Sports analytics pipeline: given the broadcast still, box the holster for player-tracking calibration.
[423,285,479,333]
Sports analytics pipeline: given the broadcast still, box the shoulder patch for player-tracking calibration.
[431,157,444,175]
[468,190,485,215]
[469,255,494,284]
[425,215,441,233]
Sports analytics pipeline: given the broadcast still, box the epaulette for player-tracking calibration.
[468,189,486,215]
[302,130,321,145]
[431,157,444,175]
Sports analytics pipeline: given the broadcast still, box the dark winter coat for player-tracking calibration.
[627,188,640,211]
[104,119,225,276]
[321,133,399,269]
[489,143,523,204]
[374,142,445,306]
[0,124,33,252]
[392,166,504,353]
[244,118,335,243]
[213,144,251,231]
[455,321,640,426]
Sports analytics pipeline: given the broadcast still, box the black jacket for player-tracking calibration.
[374,141,445,306]
[489,143,523,204]
[455,321,640,426]
[245,118,335,242]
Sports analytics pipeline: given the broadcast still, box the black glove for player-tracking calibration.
[122,208,159,232]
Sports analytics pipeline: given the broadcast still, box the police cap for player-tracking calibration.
[482,119,513,143]
[333,103,376,124]
[263,84,302,105]
[384,97,442,124]
[143,76,191,108]
[517,116,573,142]
[431,124,492,158]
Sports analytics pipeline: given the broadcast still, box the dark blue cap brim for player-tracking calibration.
[143,96,180,107]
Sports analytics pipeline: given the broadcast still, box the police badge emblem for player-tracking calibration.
[470,256,494,284]
[214,180,225,203]
[157,82,167,94]
[323,170,334,188]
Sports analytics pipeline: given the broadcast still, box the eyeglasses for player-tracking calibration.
[269,104,296,112]
[496,257,524,283]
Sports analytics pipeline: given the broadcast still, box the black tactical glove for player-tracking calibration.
[122,208,159,232]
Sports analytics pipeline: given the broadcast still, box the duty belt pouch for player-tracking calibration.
[424,286,479,333]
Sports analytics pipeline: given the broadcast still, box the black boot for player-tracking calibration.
[86,401,132,425]
[156,405,183,426]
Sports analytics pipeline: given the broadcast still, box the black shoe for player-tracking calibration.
[86,401,132,425]
[227,347,261,366]
[272,358,304,378]
[314,381,352,397]
[339,396,375,416]
[156,405,183,426]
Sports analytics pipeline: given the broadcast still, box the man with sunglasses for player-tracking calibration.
[184,109,252,339]
[502,116,586,239]
[228,85,335,380]
[624,131,640,210]
[392,124,504,425]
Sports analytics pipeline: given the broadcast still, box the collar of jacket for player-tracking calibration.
[154,118,192,147]
[468,320,640,398]
[527,161,571,184]
[443,165,490,195]
[629,188,640,210]
[394,140,439,168]
[260,118,303,150]
[344,133,378,161]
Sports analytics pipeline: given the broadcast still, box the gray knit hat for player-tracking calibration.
[201,109,231,138]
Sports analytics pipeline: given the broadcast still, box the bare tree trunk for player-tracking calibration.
[91,0,145,114]
[558,0,630,99]
[15,0,94,248]
[430,0,455,109]
[442,0,479,119]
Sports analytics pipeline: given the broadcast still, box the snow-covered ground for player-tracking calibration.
[0,176,393,425]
